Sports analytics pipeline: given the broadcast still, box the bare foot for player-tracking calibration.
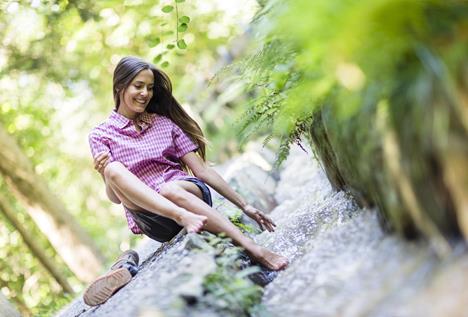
[179,211,208,233]
[248,246,289,271]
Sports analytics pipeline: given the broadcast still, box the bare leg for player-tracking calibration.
[104,162,288,270]
[103,162,207,233]
[160,181,288,270]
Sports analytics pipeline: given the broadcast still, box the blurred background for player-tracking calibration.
[1,0,466,315]
[0,0,260,315]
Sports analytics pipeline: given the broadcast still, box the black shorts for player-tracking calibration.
[127,177,212,243]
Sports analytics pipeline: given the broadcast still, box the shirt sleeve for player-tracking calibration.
[88,129,114,161]
[172,122,199,159]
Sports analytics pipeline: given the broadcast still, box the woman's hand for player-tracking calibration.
[243,204,277,232]
[94,151,111,175]
[179,153,278,232]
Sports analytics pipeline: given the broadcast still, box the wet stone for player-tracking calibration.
[57,147,279,317]
[253,145,468,317]
[57,144,467,317]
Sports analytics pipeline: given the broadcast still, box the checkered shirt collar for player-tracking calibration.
[109,110,157,132]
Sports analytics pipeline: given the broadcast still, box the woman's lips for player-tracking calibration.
[135,99,147,105]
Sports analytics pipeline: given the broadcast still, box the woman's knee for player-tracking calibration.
[160,182,187,202]
[103,161,127,183]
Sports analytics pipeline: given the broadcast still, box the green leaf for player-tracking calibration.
[153,54,163,63]
[147,37,160,47]
[179,16,190,23]
[177,23,188,32]
[177,39,187,49]
[175,0,185,2]
[161,61,169,67]
[161,5,173,13]
[166,44,175,49]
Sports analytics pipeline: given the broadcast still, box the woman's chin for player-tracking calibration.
[132,106,146,113]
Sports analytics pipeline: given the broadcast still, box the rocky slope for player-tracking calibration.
[57,144,468,317]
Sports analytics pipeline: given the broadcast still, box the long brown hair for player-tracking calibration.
[113,56,207,161]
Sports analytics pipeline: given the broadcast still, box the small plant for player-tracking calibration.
[147,0,191,67]
[228,211,258,234]
[192,232,263,317]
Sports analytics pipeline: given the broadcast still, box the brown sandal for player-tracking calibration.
[83,267,132,306]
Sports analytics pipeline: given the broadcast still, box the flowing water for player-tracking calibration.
[57,144,467,317]
[253,145,468,317]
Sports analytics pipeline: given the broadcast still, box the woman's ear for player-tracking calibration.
[118,88,126,103]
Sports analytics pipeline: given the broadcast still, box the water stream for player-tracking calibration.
[57,144,467,317]
[253,145,467,317]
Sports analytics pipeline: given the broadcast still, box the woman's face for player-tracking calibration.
[119,69,154,118]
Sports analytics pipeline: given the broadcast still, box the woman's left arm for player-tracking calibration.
[181,152,276,232]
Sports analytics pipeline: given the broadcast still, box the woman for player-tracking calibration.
[89,56,288,272]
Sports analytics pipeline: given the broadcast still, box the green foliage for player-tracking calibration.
[279,0,468,243]
[177,39,187,49]
[178,23,188,32]
[162,5,174,13]
[194,232,263,317]
[0,180,78,317]
[224,0,468,166]
[226,0,468,243]
[220,4,313,164]
[0,0,254,315]
[179,15,190,23]
[156,0,192,67]
[34,293,75,317]
[228,211,257,234]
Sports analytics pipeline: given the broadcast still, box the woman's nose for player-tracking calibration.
[140,87,149,96]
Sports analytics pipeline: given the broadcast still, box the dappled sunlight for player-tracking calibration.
[0,0,260,314]
[3,6,46,53]
[1,0,466,315]
[335,62,365,91]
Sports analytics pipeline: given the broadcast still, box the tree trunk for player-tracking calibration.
[0,194,74,293]
[0,124,104,283]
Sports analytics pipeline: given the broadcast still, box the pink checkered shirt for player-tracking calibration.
[88,110,198,234]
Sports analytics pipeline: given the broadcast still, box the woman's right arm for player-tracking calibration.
[89,131,121,204]
[94,151,121,204]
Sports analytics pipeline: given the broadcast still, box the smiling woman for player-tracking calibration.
[86,56,288,305]
[0,0,264,314]
[118,69,154,118]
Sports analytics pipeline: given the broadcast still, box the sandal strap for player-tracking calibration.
[110,250,139,273]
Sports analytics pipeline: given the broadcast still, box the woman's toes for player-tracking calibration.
[279,258,289,270]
